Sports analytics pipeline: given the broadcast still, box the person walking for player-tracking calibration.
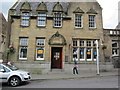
[73,58,78,74]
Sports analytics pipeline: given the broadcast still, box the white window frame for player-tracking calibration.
[89,15,96,28]
[53,13,62,27]
[21,12,30,26]
[19,38,28,60]
[37,13,46,27]
[75,14,83,28]
[112,41,119,56]
[86,48,92,61]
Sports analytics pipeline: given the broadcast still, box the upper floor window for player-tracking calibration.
[89,15,96,28]
[53,13,62,27]
[21,12,30,26]
[37,13,46,27]
[75,14,82,28]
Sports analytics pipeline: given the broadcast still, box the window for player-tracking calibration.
[36,38,45,60]
[112,41,119,56]
[75,14,82,28]
[89,15,96,28]
[19,38,28,60]
[21,12,30,26]
[72,40,97,61]
[37,13,46,27]
[53,13,62,27]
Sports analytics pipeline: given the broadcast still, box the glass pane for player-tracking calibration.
[86,48,91,59]
[75,14,82,27]
[36,39,44,45]
[73,48,78,59]
[80,48,84,59]
[80,40,84,46]
[19,47,27,58]
[93,48,97,59]
[112,42,118,47]
[87,41,91,46]
[20,38,28,45]
[112,49,118,55]
[36,47,44,59]
[73,40,77,46]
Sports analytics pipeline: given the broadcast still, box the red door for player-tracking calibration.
[51,47,62,69]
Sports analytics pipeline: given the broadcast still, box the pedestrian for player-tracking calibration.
[73,58,78,74]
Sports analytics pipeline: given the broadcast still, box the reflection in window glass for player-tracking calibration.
[93,48,97,60]
[73,48,78,59]
[86,48,92,59]
[19,47,28,59]
[80,48,84,59]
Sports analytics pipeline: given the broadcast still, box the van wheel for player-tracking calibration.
[9,77,20,87]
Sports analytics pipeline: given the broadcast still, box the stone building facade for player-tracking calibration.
[8,0,110,73]
[103,28,120,61]
[0,13,7,60]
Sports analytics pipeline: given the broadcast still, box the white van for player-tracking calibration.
[0,63,31,87]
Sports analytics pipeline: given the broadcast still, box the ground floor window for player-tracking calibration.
[112,41,119,56]
[36,38,45,60]
[72,39,97,61]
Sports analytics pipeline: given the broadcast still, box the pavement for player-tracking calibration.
[31,69,119,81]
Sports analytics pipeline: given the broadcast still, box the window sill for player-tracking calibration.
[53,26,62,28]
[37,25,46,28]
[19,58,27,60]
[74,27,83,30]
[89,27,97,30]
[36,59,45,61]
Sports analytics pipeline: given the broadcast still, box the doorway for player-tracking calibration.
[51,47,62,69]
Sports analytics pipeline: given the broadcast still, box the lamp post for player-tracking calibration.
[95,40,100,75]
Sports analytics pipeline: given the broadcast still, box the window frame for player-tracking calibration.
[36,38,45,60]
[21,12,30,27]
[37,13,46,27]
[89,15,96,28]
[75,14,83,28]
[72,40,97,61]
[53,12,63,27]
[19,38,28,60]
[112,41,119,56]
